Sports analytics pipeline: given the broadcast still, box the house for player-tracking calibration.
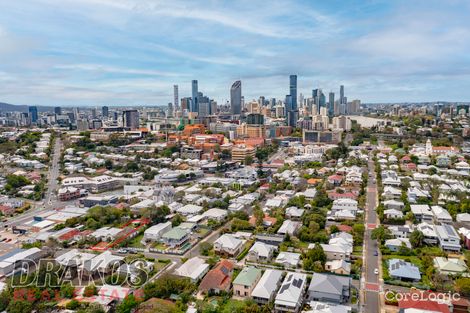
[174,257,210,282]
[213,234,245,257]
[382,186,402,200]
[55,249,96,268]
[247,242,277,262]
[433,257,468,276]
[304,189,318,201]
[408,187,431,203]
[160,226,191,248]
[274,272,307,313]
[277,220,301,236]
[255,234,285,246]
[202,208,228,222]
[384,209,404,219]
[325,260,351,275]
[410,204,433,222]
[90,227,121,242]
[285,207,305,220]
[232,267,262,299]
[435,224,461,252]
[199,259,234,294]
[83,251,124,275]
[388,259,421,281]
[383,200,405,210]
[252,269,283,305]
[457,213,470,223]
[307,273,351,304]
[142,222,172,243]
[305,301,352,313]
[328,175,343,186]
[275,252,301,268]
[416,222,438,244]
[431,206,453,224]
[331,199,358,214]
[176,204,203,216]
[384,238,412,252]
[320,244,350,262]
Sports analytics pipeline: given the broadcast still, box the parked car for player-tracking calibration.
[374,268,379,275]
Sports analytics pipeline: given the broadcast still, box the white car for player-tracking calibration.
[374,268,379,275]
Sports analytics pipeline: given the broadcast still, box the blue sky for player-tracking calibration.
[0,0,469,106]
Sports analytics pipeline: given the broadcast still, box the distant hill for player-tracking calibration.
[0,102,54,112]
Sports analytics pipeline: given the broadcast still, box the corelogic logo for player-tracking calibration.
[385,290,461,304]
[10,258,151,288]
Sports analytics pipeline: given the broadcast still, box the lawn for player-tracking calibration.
[353,245,363,256]
[127,233,145,248]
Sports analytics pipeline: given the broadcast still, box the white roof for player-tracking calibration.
[277,220,301,235]
[275,272,307,307]
[214,234,243,249]
[144,222,172,235]
[276,252,301,266]
[249,241,277,258]
[177,204,203,215]
[175,257,209,280]
[202,208,228,219]
[251,269,283,299]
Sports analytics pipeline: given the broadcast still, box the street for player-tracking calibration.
[0,134,62,229]
[363,156,381,313]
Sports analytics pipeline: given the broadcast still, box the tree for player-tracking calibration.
[409,230,424,248]
[104,159,113,170]
[304,244,327,270]
[6,300,32,313]
[116,294,139,313]
[65,299,80,310]
[371,225,391,244]
[60,282,75,298]
[244,155,253,165]
[199,242,213,256]
[125,162,139,172]
[329,225,339,234]
[83,284,98,297]
[455,278,470,296]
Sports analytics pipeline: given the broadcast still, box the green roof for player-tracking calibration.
[233,267,261,286]
[162,227,188,240]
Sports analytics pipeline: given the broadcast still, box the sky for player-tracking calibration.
[0,0,470,106]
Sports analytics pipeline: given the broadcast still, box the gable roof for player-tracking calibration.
[251,269,283,299]
[308,273,351,295]
[233,267,261,286]
[198,259,234,292]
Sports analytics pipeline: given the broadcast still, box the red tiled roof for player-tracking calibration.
[199,259,234,292]
[337,225,353,233]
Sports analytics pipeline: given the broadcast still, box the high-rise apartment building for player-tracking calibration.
[122,109,140,129]
[286,75,298,127]
[173,85,179,111]
[328,92,335,117]
[191,80,198,113]
[54,106,62,115]
[28,106,38,123]
[340,85,345,104]
[102,106,109,118]
[230,80,242,115]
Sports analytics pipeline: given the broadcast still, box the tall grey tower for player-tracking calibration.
[230,80,242,115]
[340,85,345,104]
[173,85,179,111]
[191,80,198,113]
[286,75,298,127]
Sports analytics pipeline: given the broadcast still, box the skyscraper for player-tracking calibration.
[230,80,242,115]
[340,85,345,104]
[173,85,179,111]
[328,92,335,117]
[191,80,198,113]
[286,75,298,127]
[28,106,38,123]
[54,106,62,115]
[102,106,109,118]
[122,109,140,129]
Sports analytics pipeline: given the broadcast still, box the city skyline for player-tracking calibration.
[0,0,470,106]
